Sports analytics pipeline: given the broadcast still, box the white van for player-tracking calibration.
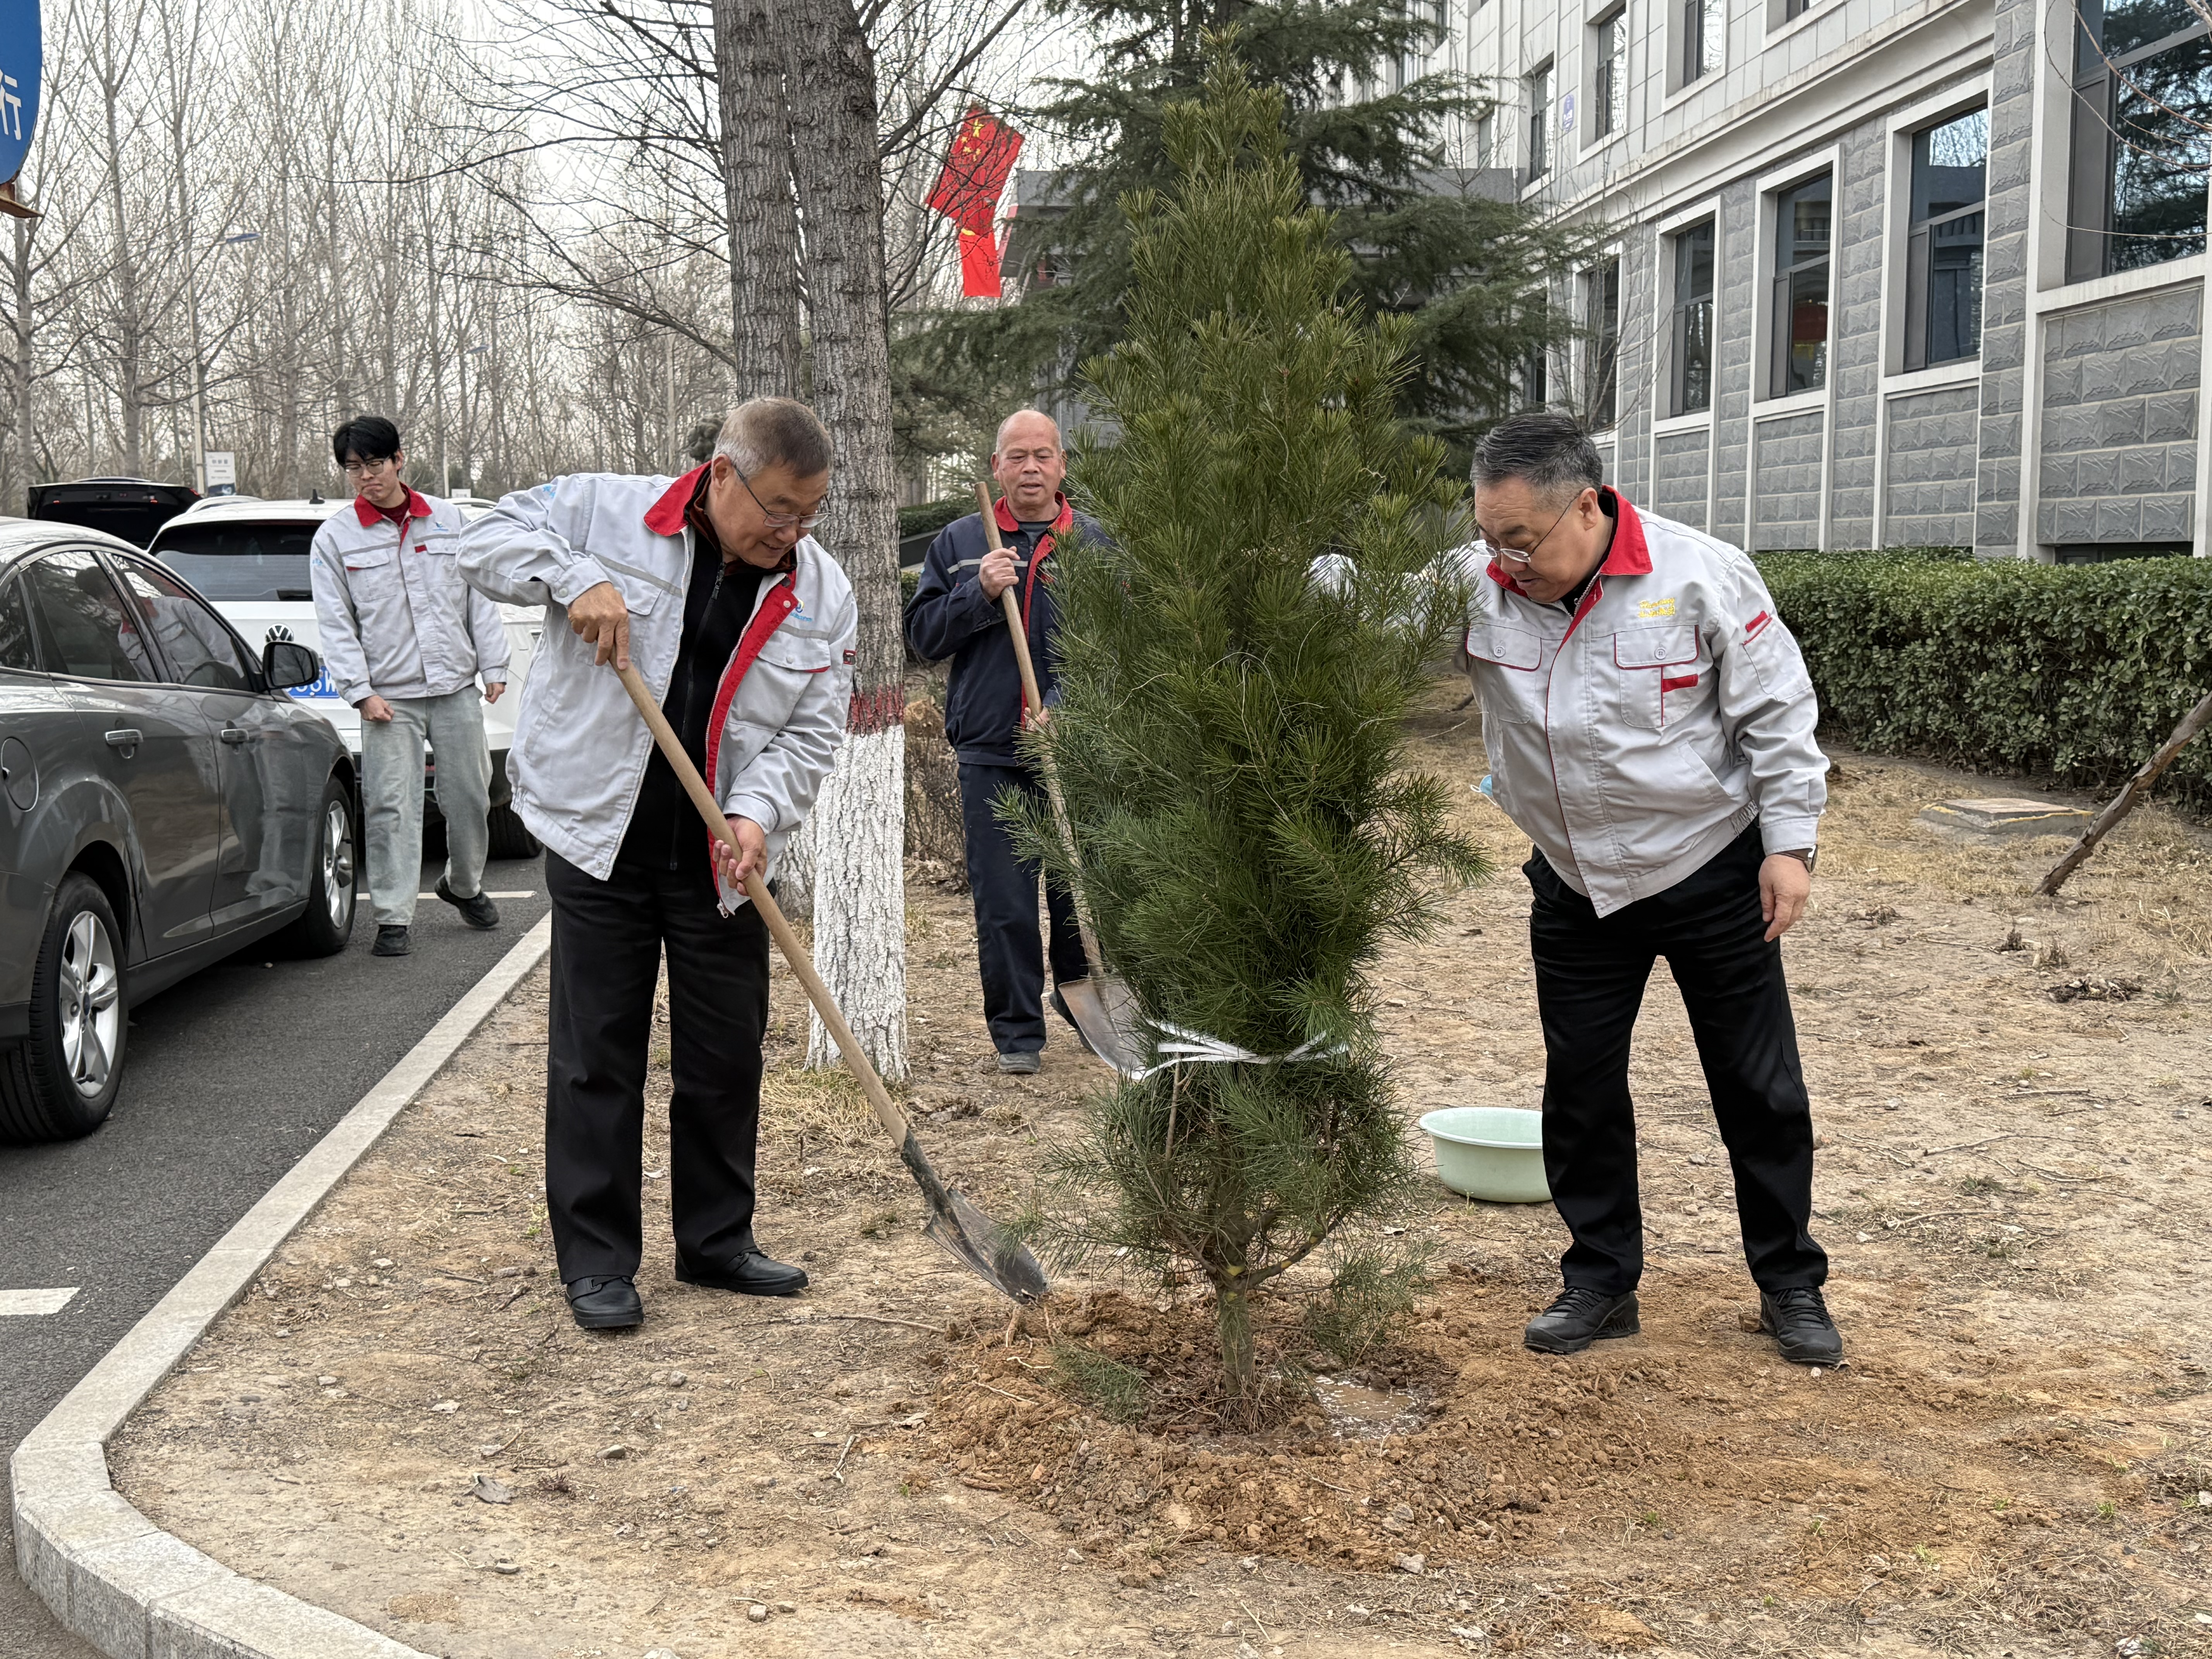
[146,494,545,859]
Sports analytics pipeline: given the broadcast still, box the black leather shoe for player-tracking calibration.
[675,1251,809,1297]
[372,925,410,957]
[1760,1286,1844,1366]
[1049,984,1096,1055]
[996,1050,1041,1075]
[436,878,500,929]
[566,1274,642,1329]
[1523,1286,1641,1355]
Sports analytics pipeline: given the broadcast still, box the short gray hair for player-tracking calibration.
[1470,412,1603,503]
[993,408,1062,455]
[714,397,834,479]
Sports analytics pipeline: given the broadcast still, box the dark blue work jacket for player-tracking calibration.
[903,493,1102,768]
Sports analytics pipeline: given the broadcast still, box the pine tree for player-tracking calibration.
[1029,45,1484,1407]
[897,0,1599,455]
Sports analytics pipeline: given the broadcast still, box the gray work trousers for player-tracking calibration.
[360,687,491,926]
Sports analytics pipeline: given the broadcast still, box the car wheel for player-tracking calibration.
[0,873,128,1142]
[273,775,357,958]
[487,801,540,861]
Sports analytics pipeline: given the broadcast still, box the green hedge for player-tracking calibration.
[1754,550,2212,809]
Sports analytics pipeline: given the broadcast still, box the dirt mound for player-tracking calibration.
[924,1270,2172,1616]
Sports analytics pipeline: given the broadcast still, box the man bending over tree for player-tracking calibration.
[1458,412,1841,1368]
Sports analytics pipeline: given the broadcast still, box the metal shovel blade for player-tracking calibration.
[898,1128,1049,1304]
[1058,973,1151,1080]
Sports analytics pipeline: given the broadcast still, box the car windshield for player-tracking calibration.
[150,520,319,601]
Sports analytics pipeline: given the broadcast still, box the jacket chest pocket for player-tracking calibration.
[745,634,836,714]
[1609,626,1699,731]
[1465,622,1544,724]
[343,546,399,594]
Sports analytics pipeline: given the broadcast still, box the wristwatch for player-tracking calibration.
[1777,847,1818,874]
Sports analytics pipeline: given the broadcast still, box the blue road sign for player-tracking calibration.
[0,0,40,189]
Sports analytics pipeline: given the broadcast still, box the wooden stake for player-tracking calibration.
[2038,688,2212,896]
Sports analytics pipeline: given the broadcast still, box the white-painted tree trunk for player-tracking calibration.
[804,722,906,1077]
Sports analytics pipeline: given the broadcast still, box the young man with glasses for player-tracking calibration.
[904,409,1098,1074]
[458,397,855,1331]
[1458,412,1840,1367]
[310,415,508,958]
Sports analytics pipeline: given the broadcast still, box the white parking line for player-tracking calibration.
[416,890,539,900]
[0,1287,79,1316]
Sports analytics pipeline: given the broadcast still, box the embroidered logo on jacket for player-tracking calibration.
[1635,597,1677,619]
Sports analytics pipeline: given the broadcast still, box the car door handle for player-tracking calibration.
[220,726,250,745]
[103,728,143,750]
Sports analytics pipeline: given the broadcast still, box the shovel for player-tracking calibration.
[974,482,1149,1078]
[613,659,1047,1305]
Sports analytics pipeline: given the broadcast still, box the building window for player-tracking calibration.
[1672,220,1716,414]
[1681,0,1724,87]
[1584,258,1621,426]
[1476,112,1496,167]
[1770,172,1831,396]
[1592,10,1626,141]
[1782,0,1813,19]
[2068,0,2212,280]
[1527,64,1552,180]
[1904,108,1987,371]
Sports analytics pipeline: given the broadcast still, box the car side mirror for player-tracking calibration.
[263,640,322,691]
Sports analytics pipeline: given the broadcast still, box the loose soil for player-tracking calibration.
[111,678,2212,1659]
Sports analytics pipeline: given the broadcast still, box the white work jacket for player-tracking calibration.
[309,489,510,706]
[456,467,857,907]
[1459,492,1827,917]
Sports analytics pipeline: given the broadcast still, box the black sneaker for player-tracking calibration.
[1759,1286,1844,1366]
[997,1050,1041,1075]
[1523,1286,1640,1355]
[372,925,410,957]
[436,877,500,929]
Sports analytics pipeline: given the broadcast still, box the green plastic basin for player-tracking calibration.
[1419,1106,1550,1204]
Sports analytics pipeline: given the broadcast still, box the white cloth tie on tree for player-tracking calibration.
[1134,1021,1348,1081]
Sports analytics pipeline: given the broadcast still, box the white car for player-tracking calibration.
[145,494,544,859]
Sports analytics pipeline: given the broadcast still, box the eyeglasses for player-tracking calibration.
[1475,491,1585,567]
[340,457,397,477]
[730,463,827,532]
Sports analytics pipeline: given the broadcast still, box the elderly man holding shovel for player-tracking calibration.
[905,409,1101,1074]
[459,398,855,1331]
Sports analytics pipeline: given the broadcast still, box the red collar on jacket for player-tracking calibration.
[993,492,1075,537]
[1486,488,1652,594]
[352,488,432,528]
[644,465,709,536]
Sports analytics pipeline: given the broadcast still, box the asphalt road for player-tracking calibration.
[0,851,550,1658]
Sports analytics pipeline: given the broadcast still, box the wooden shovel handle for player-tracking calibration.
[612,661,908,1147]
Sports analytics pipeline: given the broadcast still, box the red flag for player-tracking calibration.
[958,226,1002,299]
[928,108,1022,234]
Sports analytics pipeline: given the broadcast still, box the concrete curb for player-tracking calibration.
[11,915,555,1659]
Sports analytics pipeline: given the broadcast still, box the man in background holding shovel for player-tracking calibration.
[905,410,1099,1074]
[459,398,855,1331]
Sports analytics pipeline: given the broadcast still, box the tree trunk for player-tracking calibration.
[714,0,802,398]
[1214,1279,1256,1408]
[780,0,906,1080]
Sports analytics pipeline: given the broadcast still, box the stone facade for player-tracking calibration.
[1438,0,2210,562]
[1752,413,1826,549]
[2035,288,2202,546]
[1884,385,1982,546]
[1652,429,1711,527]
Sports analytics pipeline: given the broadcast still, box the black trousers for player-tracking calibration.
[958,762,1089,1054]
[1527,823,1827,1296]
[544,848,772,1284]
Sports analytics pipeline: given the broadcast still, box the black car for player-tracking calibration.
[0,521,358,1142]
[27,477,202,547]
